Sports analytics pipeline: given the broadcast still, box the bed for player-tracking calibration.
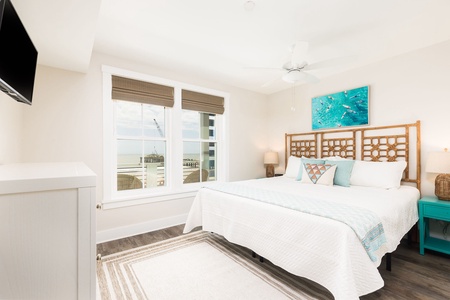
[183,121,421,299]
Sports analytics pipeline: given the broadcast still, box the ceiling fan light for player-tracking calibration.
[282,70,305,83]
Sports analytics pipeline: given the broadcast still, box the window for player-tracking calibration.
[116,101,167,191]
[102,66,228,208]
[112,75,173,193]
[181,89,224,185]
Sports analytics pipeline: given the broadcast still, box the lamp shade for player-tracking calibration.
[282,70,306,83]
[264,151,279,165]
[426,151,450,174]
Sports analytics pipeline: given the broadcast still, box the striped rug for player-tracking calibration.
[96,230,333,300]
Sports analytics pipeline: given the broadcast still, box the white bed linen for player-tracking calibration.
[183,176,420,300]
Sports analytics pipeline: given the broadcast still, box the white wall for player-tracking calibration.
[267,40,450,197]
[0,93,24,164]
[12,39,450,242]
[19,52,268,242]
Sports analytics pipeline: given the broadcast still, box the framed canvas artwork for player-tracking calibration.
[311,86,369,130]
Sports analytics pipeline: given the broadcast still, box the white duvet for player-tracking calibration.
[183,176,420,300]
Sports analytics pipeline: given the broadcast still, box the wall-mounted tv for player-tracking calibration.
[0,0,38,105]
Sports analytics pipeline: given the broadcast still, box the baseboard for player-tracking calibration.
[96,213,188,244]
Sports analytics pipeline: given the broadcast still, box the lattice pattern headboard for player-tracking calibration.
[285,121,421,191]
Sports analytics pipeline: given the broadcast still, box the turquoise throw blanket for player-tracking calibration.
[205,183,386,262]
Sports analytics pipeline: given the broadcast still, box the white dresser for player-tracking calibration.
[0,162,96,300]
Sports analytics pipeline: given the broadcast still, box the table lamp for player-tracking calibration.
[426,149,450,200]
[264,151,279,177]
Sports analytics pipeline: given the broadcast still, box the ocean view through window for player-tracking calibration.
[103,66,228,208]
[116,100,167,191]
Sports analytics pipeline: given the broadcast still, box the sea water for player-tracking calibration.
[312,86,369,130]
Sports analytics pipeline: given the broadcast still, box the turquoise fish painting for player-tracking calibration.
[312,86,369,130]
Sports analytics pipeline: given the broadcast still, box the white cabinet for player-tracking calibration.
[0,162,96,300]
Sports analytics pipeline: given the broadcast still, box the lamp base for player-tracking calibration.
[435,174,450,201]
[266,164,274,177]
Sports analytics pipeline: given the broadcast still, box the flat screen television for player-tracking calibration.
[0,0,38,105]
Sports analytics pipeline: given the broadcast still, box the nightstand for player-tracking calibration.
[418,196,450,255]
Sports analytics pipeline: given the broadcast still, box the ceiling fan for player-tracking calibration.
[280,41,319,84]
[251,41,353,87]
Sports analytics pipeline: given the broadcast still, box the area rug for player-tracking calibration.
[96,230,333,300]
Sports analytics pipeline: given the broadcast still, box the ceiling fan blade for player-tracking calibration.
[261,74,283,87]
[244,66,284,71]
[303,56,355,71]
[290,41,309,67]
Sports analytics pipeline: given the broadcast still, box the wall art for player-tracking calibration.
[312,86,369,130]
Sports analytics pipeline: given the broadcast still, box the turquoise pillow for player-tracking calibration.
[296,158,325,181]
[325,160,355,187]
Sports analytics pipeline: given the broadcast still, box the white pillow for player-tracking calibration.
[349,160,407,189]
[300,163,337,186]
[285,156,302,178]
[325,156,350,161]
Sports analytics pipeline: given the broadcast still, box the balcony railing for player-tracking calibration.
[117,161,215,190]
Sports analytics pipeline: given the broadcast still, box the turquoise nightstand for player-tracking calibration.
[418,196,450,255]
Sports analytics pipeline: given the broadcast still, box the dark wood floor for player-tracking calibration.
[97,224,186,257]
[97,225,450,299]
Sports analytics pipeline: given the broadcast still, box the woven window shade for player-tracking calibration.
[182,90,225,115]
[112,75,174,107]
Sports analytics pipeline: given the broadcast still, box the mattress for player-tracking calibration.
[183,176,420,299]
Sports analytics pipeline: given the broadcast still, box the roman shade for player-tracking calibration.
[112,75,174,107]
[182,90,225,115]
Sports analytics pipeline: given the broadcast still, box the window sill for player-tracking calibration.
[101,189,199,210]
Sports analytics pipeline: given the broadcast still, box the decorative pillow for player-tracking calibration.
[296,158,325,181]
[285,156,302,178]
[300,163,337,186]
[324,159,355,187]
[349,160,407,189]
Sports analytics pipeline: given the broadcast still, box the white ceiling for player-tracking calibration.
[12,0,450,94]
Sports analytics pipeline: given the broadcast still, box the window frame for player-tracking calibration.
[102,65,229,209]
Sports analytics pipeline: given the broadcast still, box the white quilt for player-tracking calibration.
[183,176,420,300]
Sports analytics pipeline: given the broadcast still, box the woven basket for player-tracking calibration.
[435,174,450,201]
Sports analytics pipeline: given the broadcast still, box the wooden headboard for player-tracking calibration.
[285,121,421,192]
